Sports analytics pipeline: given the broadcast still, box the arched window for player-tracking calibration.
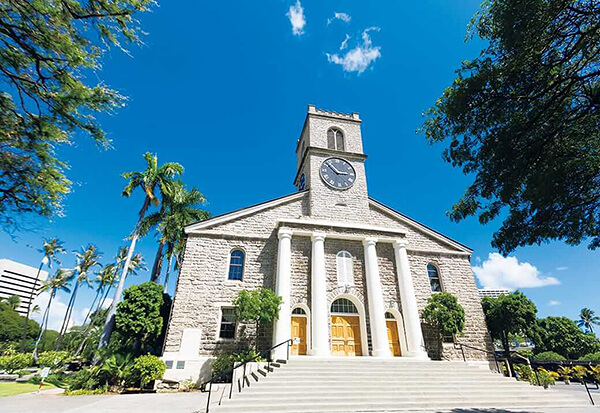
[331,298,358,314]
[292,307,306,315]
[228,249,245,281]
[385,312,395,319]
[427,263,442,292]
[336,251,354,286]
[327,128,345,151]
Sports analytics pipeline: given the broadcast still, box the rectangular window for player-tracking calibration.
[219,308,236,339]
[176,361,185,369]
[165,360,173,369]
[443,334,455,344]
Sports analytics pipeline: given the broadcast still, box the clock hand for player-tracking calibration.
[327,162,348,175]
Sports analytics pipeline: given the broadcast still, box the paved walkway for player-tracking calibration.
[0,383,597,413]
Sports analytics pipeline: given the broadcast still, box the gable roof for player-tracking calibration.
[184,191,306,233]
[368,197,472,253]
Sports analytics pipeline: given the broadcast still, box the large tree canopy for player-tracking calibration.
[0,0,153,230]
[535,316,600,359]
[422,0,600,254]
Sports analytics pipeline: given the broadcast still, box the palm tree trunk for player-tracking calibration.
[163,255,173,293]
[33,292,54,361]
[55,282,79,350]
[150,240,165,283]
[97,284,112,315]
[82,287,102,327]
[20,260,45,351]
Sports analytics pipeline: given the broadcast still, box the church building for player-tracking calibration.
[162,105,492,383]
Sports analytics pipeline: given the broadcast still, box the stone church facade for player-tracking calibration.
[162,105,493,382]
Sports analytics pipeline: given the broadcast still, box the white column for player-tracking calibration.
[363,237,391,358]
[273,228,293,360]
[393,240,429,359]
[310,232,329,357]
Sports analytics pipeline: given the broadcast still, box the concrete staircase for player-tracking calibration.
[210,358,590,412]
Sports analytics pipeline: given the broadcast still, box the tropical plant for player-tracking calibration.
[590,365,600,382]
[421,292,466,339]
[21,238,66,351]
[233,288,283,347]
[533,368,557,389]
[100,353,134,387]
[3,295,21,310]
[98,152,183,350]
[56,245,102,349]
[421,0,600,254]
[211,349,263,381]
[581,352,600,362]
[532,351,566,362]
[482,292,537,354]
[82,264,117,328]
[139,182,208,285]
[33,269,72,360]
[129,354,166,388]
[577,308,600,334]
[0,0,154,232]
[558,366,573,384]
[513,363,534,382]
[572,365,589,382]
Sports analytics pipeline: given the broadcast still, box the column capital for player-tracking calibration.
[362,237,378,247]
[311,231,326,242]
[393,239,409,249]
[278,228,293,240]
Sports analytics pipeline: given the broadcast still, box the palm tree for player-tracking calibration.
[56,244,102,349]
[98,153,183,350]
[33,269,72,360]
[96,249,145,315]
[82,264,116,327]
[21,238,65,350]
[2,294,21,310]
[577,308,600,333]
[140,182,208,284]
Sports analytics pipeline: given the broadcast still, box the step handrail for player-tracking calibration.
[204,338,293,413]
[454,341,501,373]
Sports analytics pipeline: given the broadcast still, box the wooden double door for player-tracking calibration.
[331,315,362,356]
[386,319,402,356]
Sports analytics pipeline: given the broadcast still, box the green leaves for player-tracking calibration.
[420,292,465,337]
[422,0,600,254]
[0,0,153,230]
[233,288,283,327]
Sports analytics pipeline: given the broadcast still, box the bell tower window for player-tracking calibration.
[327,128,345,151]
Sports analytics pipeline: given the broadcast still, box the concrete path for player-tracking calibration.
[0,382,597,413]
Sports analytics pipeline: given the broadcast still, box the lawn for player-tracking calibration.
[0,382,56,397]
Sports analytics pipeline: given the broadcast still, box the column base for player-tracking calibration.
[371,348,392,358]
[309,348,330,357]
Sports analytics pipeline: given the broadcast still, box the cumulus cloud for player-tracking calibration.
[327,27,381,74]
[548,300,561,306]
[340,34,351,50]
[31,292,103,332]
[473,253,560,290]
[286,0,306,36]
[327,12,351,25]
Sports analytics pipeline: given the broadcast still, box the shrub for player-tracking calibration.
[0,352,33,373]
[65,387,108,395]
[581,352,600,362]
[421,292,465,338]
[514,349,534,359]
[513,364,534,381]
[211,349,263,381]
[44,373,68,388]
[66,366,102,391]
[590,365,600,382]
[533,351,566,361]
[572,365,589,381]
[130,354,166,388]
[532,368,558,388]
[37,351,72,369]
[558,366,573,383]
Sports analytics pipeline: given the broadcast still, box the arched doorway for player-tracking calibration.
[330,298,363,356]
[291,306,308,355]
[385,312,402,356]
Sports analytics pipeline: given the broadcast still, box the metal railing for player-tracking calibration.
[204,339,292,413]
[453,342,501,373]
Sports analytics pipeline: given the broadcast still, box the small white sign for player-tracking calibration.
[40,367,50,379]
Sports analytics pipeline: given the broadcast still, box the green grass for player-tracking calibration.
[0,382,56,397]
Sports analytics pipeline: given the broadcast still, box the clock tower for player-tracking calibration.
[294,105,370,221]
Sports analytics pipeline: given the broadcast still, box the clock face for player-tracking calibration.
[299,173,306,191]
[320,157,356,190]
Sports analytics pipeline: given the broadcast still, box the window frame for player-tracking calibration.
[427,263,443,293]
[336,250,354,287]
[218,307,237,341]
[327,128,345,151]
[225,248,245,282]
[330,298,359,314]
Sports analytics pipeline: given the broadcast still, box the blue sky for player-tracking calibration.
[1,1,597,331]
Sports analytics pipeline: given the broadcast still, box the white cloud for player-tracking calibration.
[475,256,481,263]
[340,34,351,50]
[286,0,306,36]
[548,300,561,306]
[32,292,98,332]
[327,27,381,74]
[327,12,351,25]
[556,266,568,271]
[473,253,560,291]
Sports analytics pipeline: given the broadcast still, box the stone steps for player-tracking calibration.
[210,359,589,412]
